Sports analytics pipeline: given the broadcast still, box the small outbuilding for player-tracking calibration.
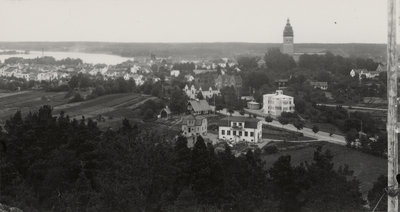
[159,107,172,119]
[247,101,260,110]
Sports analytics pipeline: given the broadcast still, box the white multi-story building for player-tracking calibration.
[218,116,262,143]
[262,90,295,116]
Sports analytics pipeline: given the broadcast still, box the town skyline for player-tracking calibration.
[0,0,388,44]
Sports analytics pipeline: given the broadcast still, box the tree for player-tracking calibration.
[268,147,365,212]
[264,48,297,72]
[168,88,189,113]
[312,125,319,136]
[345,128,358,147]
[293,120,304,132]
[237,56,259,70]
[227,108,234,116]
[278,116,289,128]
[215,104,224,112]
[196,91,204,100]
[368,174,387,212]
[68,93,84,103]
[151,64,158,72]
[68,75,80,89]
[79,75,91,89]
[253,84,273,103]
[264,116,273,124]
[294,98,308,114]
[144,109,155,121]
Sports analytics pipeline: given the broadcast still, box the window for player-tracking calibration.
[250,132,254,137]
[238,123,242,127]
[245,132,248,137]
[222,130,225,135]
[239,131,242,136]
[227,130,231,135]
[233,131,236,136]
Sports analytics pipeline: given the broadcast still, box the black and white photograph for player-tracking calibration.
[0,0,397,211]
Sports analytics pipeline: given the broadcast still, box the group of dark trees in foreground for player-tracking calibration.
[0,105,386,212]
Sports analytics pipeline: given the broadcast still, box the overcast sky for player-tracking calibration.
[0,0,389,43]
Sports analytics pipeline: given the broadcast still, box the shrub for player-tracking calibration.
[68,93,84,103]
[86,93,98,100]
[64,90,76,98]
[264,145,278,154]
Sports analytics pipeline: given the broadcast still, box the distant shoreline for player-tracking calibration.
[0,42,388,59]
[0,50,29,55]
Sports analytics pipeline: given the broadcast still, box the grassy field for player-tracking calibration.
[0,91,151,128]
[303,122,345,136]
[261,141,386,198]
[0,90,69,124]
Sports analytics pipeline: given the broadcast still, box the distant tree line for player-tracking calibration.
[172,62,196,71]
[4,56,83,66]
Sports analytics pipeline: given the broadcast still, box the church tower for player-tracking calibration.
[282,18,294,56]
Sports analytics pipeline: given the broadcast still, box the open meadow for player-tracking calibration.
[262,141,386,198]
[0,90,152,130]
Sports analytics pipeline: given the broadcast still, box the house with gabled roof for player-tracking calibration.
[181,114,208,137]
[197,83,219,99]
[187,99,212,115]
[3,67,19,77]
[350,69,380,79]
[159,107,172,119]
[184,74,194,82]
[218,116,262,143]
[309,81,328,90]
[89,66,108,76]
[215,75,242,90]
[130,74,144,86]
[14,72,30,81]
[376,64,387,72]
[183,83,220,100]
[257,59,266,68]
[183,84,197,99]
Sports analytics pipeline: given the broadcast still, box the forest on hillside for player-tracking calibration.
[0,106,372,212]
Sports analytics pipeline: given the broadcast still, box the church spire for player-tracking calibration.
[283,18,293,37]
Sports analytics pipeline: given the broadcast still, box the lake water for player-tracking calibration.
[0,50,134,65]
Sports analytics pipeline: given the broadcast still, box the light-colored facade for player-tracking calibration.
[181,114,208,137]
[171,70,180,77]
[263,90,295,116]
[184,84,197,99]
[183,84,220,99]
[350,69,380,79]
[218,116,262,143]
